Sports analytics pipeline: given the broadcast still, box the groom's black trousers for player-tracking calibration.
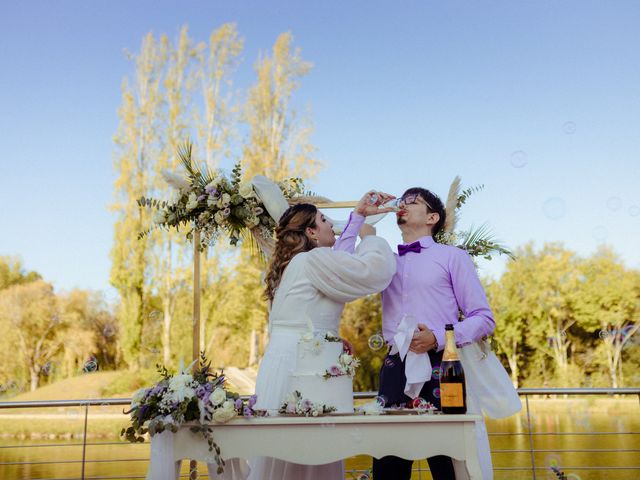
[372,349,456,480]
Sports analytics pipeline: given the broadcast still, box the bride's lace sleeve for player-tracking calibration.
[303,236,396,303]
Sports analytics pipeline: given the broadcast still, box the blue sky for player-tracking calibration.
[1,1,639,296]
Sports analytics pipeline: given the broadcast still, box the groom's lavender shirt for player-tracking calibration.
[381,235,495,350]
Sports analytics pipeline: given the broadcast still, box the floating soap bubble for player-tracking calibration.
[598,330,610,339]
[83,356,98,373]
[510,150,528,168]
[367,332,385,351]
[374,395,387,408]
[432,387,441,399]
[592,226,607,242]
[355,473,371,480]
[629,205,640,217]
[148,310,163,322]
[606,197,622,211]
[542,197,566,220]
[431,366,442,380]
[368,192,379,205]
[412,397,432,414]
[562,121,576,134]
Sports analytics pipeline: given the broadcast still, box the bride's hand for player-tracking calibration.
[355,190,396,216]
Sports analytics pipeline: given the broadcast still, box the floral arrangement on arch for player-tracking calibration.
[138,141,305,251]
[279,390,336,417]
[121,352,258,474]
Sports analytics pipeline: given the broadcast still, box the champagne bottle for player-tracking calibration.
[440,323,467,414]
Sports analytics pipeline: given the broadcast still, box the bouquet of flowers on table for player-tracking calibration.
[137,141,305,251]
[121,352,257,474]
[279,390,336,417]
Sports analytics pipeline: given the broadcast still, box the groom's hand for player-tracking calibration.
[409,324,437,354]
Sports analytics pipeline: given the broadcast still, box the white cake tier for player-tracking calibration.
[296,340,344,375]
[287,374,354,413]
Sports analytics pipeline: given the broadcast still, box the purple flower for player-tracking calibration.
[223,207,231,217]
[197,194,207,202]
[151,384,165,396]
[329,365,342,376]
[195,385,207,399]
[234,398,243,410]
[243,406,253,418]
[286,403,296,414]
[301,399,312,411]
[205,186,218,195]
[248,395,257,408]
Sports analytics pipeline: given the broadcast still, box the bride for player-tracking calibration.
[248,191,396,480]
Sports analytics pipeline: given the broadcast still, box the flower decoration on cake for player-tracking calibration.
[121,352,258,474]
[279,390,336,417]
[324,351,360,379]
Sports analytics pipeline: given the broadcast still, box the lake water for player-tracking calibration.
[1,399,638,479]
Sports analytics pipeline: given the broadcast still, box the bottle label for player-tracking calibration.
[441,383,464,407]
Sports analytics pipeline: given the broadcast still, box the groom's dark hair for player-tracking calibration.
[402,187,446,239]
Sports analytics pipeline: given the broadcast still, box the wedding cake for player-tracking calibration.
[285,331,358,414]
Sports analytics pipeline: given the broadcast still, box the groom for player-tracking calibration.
[372,187,495,480]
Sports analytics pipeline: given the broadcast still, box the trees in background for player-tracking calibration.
[486,243,640,388]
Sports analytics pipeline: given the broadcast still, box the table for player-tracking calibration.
[147,413,484,479]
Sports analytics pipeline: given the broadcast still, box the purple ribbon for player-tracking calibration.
[397,241,422,256]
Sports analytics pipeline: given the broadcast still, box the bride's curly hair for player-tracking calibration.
[264,203,318,303]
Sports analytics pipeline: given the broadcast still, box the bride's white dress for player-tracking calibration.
[248,234,395,480]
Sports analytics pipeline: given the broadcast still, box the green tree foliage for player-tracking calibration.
[340,295,386,392]
[0,281,63,391]
[111,31,167,369]
[487,243,640,388]
[0,256,41,290]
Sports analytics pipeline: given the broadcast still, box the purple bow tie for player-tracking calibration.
[397,241,422,256]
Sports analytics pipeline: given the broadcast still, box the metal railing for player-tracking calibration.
[0,389,638,479]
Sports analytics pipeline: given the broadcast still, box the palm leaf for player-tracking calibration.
[458,223,515,260]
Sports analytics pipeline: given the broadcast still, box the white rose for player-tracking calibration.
[186,193,199,211]
[210,388,227,406]
[212,406,237,423]
[221,193,231,205]
[205,179,220,191]
[214,211,225,225]
[340,353,353,365]
[238,183,255,199]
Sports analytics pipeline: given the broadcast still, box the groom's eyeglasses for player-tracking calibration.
[399,193,433,211]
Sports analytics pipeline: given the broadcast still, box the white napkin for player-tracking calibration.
[390,315,432,399]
